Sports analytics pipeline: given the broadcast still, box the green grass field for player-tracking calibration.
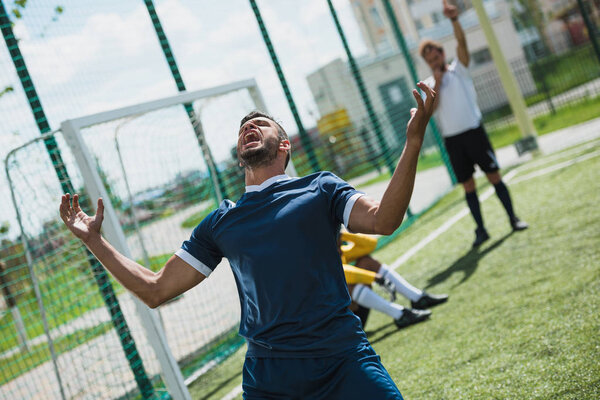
[188,140,600,399]
[0,246,107,353]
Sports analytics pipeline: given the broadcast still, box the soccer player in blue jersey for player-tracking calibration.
[59,82,436,399]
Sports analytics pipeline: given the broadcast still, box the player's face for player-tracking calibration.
[237,117,281,168]
[424,48,446,72]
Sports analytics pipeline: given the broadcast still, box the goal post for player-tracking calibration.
[59,78,272,398]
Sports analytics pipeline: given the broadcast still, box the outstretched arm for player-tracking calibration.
[59,194,205,308]
[444,0,469,66]
[347,82,436,235]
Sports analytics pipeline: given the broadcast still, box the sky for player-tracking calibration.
[0,0,369,237]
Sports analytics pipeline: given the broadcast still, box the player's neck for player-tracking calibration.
[244,163,286,187]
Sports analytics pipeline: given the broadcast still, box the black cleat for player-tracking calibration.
[472,228,490,248]
[411,293,448,310]
[511,217,529,231]
[394,308,431,329]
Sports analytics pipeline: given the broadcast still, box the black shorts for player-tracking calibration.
[444,125,500,183]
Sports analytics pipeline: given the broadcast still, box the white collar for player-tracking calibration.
[245,174,291,193]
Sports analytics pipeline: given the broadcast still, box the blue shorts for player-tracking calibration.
[242,345,403,399]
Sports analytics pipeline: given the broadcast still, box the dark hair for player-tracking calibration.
[418,39,444,58]
[240,110,290,168]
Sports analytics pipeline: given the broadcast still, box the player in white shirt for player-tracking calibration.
[420,0,528,247]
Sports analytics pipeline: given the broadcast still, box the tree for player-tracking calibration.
[0,221,8,242]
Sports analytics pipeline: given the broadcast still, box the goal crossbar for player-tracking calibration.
[65,78,265,130]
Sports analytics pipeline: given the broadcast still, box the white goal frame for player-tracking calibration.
[60,78,275,400]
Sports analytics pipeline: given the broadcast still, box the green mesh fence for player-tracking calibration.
[3,132,165,399]
[1,0,599,398]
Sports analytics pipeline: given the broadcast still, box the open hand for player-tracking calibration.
[59,194,104,243]
[443,0,458,20]
[406,82,436,143]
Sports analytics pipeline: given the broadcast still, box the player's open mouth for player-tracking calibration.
[243,131,261,148]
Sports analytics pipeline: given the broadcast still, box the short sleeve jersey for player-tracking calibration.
[424,59,482,137]
[176,172,369,357]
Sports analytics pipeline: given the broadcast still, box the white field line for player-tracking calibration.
[221,384,243,400]
[511,150,600,184]
[518,139,600,172]
[219,145,600,400]
[390,168,518,270]
[391,146,599,270]
[184,358,220,386]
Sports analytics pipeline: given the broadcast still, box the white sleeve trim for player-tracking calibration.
[343,193,365,228]
[175,249,212,277]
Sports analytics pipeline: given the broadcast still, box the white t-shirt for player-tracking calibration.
[424,59,482,137]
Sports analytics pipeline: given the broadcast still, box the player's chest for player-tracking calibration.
[213,192,331,253]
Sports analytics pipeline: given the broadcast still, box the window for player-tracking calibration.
[388,85,404,104]
[471,48,492,65]
[369,7,384,27]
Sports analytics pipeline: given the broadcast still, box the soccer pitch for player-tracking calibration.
[189,139,600,399]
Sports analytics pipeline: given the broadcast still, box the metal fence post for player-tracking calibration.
[472,0,538,146]
[327,0,396,176]
[143,0,226,202]
[249,0,322,173]
[0,4,156,398]
[5,141,69,400]
[380,0,458,184]
[576,0,600,64]
[61,120,192,400]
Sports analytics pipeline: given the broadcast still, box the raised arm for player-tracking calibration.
[444,0,469,66]
[59,194,205,308]
[347,82,435,235]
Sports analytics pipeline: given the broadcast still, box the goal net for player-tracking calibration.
[3,79,266,399]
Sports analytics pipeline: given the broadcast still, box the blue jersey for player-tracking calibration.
[176,172,369,357]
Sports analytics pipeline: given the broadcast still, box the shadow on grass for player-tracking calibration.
[197,370,243,400]
[365,321,398,345]
[366,318,435,346]
[424,231,514,290]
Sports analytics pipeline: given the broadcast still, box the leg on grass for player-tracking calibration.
[487,171,515,220]
[463,177,485,232]
[463,176,490,247]
[352,284,404,320]
[487,171,528,230]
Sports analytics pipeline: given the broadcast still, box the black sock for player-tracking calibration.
[494,181,516,220]
[465,191,485,231]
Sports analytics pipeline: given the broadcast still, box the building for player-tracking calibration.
[307,53,421,153]
[349,0,420,54]
[306,0,537,141]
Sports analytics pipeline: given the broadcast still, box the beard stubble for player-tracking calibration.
[238,135,280,169]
